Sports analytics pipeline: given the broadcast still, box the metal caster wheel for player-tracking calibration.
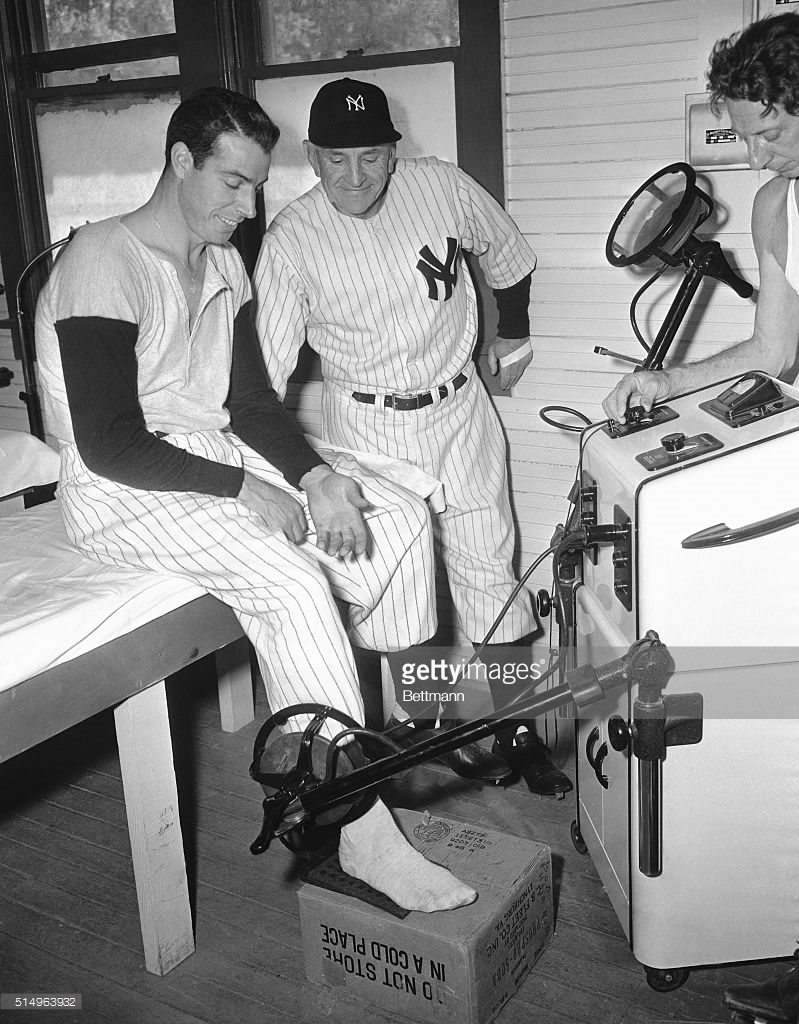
[645,966,689,992]
[570,819,588,854]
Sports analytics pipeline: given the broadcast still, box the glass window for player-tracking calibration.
[43,55,178,86]
[35,90,179,244]
[259,0,458,64]
[29,0,175,51]
[42,56,179,87]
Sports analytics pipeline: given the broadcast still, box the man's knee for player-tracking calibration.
[371,483,431,538]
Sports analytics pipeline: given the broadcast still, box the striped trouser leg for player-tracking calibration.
[56,432,436,728]
[322,373,535,644]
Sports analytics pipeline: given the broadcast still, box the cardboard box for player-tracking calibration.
[298,809,553,1024]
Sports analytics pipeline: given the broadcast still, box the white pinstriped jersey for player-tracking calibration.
[37,217,248,441]
[253,156,537,400]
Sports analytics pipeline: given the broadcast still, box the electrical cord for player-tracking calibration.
[368,524,592,758]
[629,263,667,350]
[330,435,604,759]
[377,541,558,736]
[539,405,593,433]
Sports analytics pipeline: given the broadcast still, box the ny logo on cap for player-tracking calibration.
[346,94,365,112]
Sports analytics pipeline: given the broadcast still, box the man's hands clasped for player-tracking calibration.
[238,464,370,558]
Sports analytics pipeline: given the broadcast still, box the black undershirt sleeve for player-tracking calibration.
[227,302,326,488]
[57,316,245,495]
[58,308,327,494]
[493,272,532,339]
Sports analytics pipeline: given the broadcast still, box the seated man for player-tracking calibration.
[34,85,475,913]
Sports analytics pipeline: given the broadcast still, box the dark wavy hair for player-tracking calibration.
[708,13,799,117]
[164,86,280,168]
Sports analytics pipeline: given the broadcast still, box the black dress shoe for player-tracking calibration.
[383,718,512,783]
[724,954,799,1023]
[493,730,573,796]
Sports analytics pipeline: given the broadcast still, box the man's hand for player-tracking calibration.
[300,464,371,558]
[238,473,308,543]
[487,336,532,391]
[602,370,673,423]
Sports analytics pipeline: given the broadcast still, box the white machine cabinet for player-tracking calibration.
[572,372,799,990]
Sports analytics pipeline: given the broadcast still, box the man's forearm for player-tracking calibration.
[662,335,782,398]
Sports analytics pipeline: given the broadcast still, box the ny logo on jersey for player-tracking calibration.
[416,238,460,301]
[346,94,365,112]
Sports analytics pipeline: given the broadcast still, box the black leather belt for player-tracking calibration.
[352,372,467,411]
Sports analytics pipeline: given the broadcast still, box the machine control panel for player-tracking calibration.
[636,432,723,471]
[603,404,678,438]
[698,371,799,427]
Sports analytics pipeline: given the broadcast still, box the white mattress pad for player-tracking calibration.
[0,503,206,692]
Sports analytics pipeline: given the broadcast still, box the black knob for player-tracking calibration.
[608,715,632,751]
[626,405,645,424]
[536,589,552,618]
[661,432,685,453]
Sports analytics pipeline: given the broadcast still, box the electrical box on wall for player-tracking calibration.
[752,0,799,19]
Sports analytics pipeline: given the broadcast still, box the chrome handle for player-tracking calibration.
[682,505,799,549]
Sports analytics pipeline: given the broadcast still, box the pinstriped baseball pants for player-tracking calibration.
[322,369,535,644]
[56,430,437,727]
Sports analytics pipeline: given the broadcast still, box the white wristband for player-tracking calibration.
[497,338,533,368]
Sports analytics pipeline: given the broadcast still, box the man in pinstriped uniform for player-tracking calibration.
[253,78,572,795]
[34,86,478,914]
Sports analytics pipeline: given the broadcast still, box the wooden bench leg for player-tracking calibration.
[215,636,254,733]
[114,681,194,975]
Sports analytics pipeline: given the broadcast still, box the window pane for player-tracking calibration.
[259,0,459,64]
[30,0,175,51]
[36,90,179,244]
[42,56,179,87]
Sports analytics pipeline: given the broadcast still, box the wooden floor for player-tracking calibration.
[0,656,783,1024]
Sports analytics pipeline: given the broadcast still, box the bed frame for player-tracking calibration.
[0,591,253,976]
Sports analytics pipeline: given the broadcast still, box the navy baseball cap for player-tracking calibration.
[308,77,402,148]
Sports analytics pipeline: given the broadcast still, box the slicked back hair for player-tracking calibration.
[164,86,280,169]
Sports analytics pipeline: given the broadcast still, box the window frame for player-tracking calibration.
[0,0,231,436]
[0,0,506,436]
[235,0,503,194]
[229,0,504,280]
